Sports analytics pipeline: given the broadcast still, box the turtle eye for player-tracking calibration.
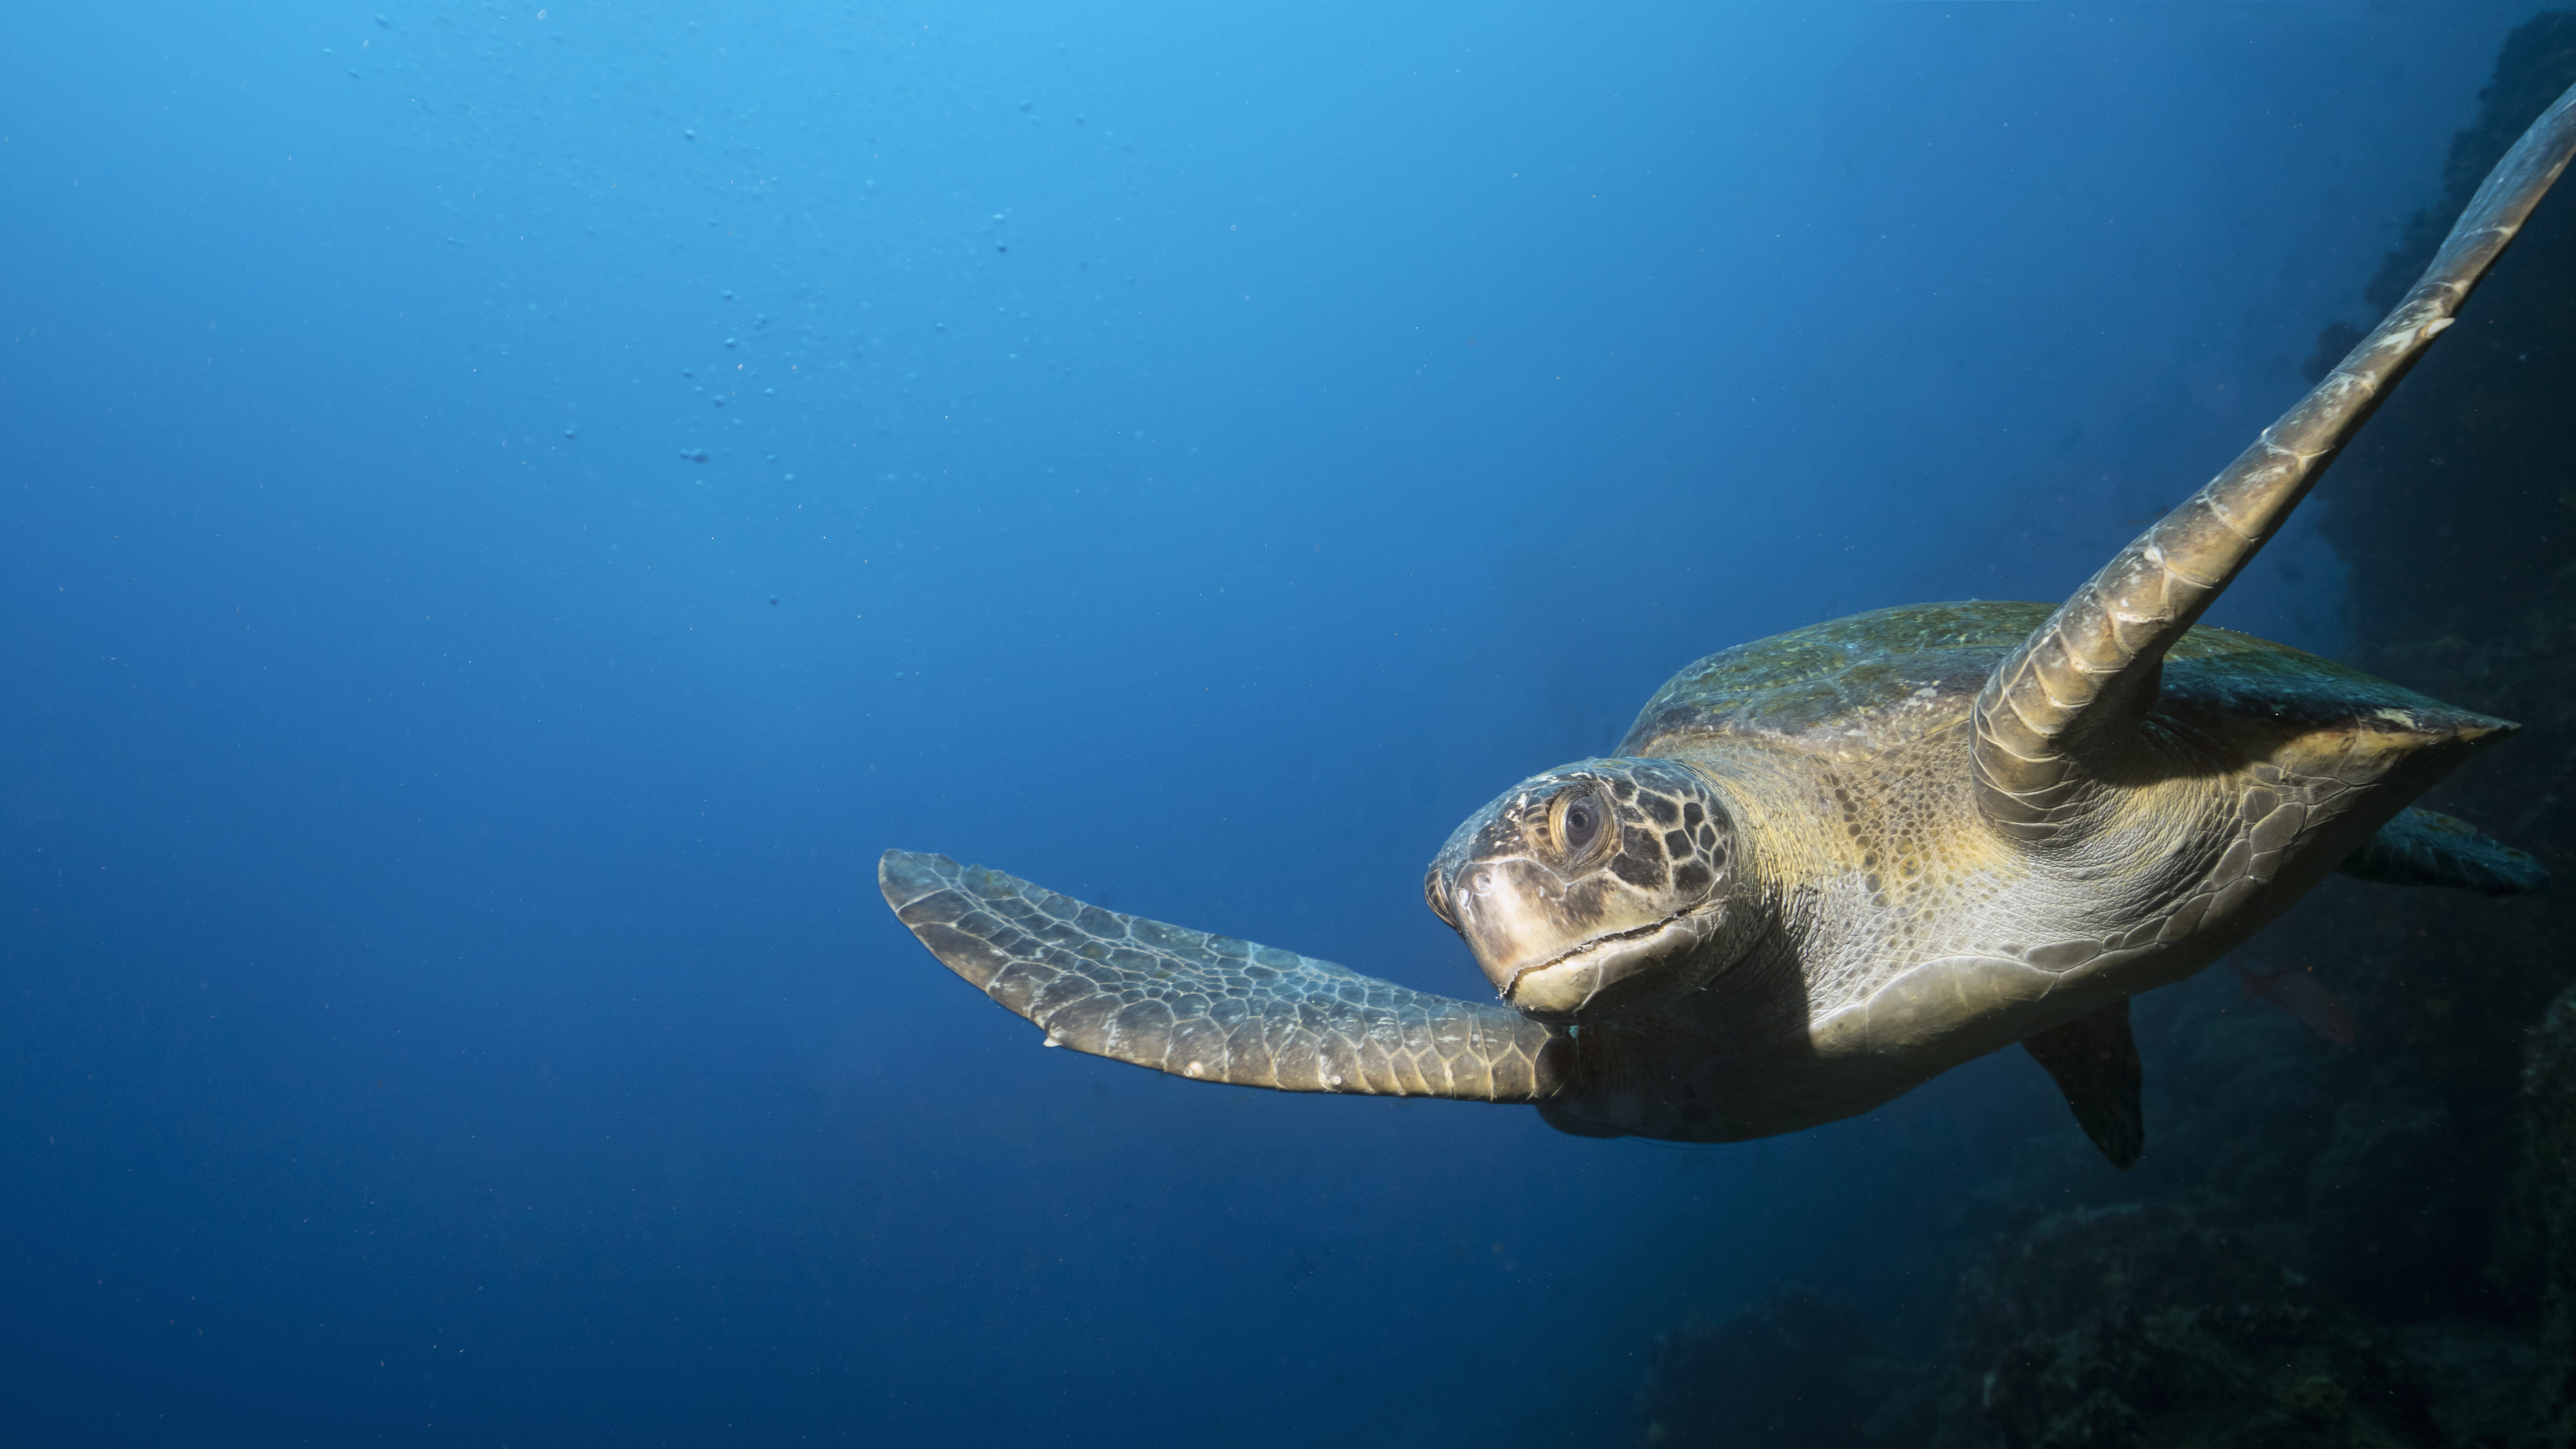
[1559,797,1603,855]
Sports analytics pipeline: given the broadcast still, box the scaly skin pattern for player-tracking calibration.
[1533,602,2515,1142]
[878,850,1570,1101]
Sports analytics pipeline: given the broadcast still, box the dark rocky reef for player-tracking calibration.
[1938,1203,2441,1449]
[2309,15,2576,652]
[1632,1287,1893,1448]
[2530,989,2576,1442]
[1633,16,2576,1448]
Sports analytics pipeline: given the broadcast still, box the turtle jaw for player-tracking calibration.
[1501,898,1732,1021]
[1439,846,1726,1018]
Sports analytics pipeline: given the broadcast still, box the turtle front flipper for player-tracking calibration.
[2337,806,2549,896]
[1971,79,2576,844]
[879,850,1572,1102]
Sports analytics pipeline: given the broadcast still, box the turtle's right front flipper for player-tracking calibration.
[879,850,1572,1102]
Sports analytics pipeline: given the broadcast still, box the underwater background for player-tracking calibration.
[8,3,2576,1444]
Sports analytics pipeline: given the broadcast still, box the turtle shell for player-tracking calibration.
[1619,601,2495,766]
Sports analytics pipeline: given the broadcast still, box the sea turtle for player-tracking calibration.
[879,83,2574,1167]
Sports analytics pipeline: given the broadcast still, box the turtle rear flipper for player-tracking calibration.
[2021,1000,2144,1170]
[2337,806,2549,896]
[880,850,1572,1102]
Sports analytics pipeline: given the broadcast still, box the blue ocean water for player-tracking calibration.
[1,4,2557,1443]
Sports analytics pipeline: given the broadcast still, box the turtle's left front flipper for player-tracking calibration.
[1972,79,2576,843]
[880,850,1573,1102]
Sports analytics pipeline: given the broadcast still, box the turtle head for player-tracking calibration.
[1425,758,1744,1022]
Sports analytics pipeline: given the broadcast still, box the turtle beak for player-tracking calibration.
[1447,857,1575,995]
[1445,855,1720,1017]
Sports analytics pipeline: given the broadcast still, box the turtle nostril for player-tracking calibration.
[1469,868,1496,897]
